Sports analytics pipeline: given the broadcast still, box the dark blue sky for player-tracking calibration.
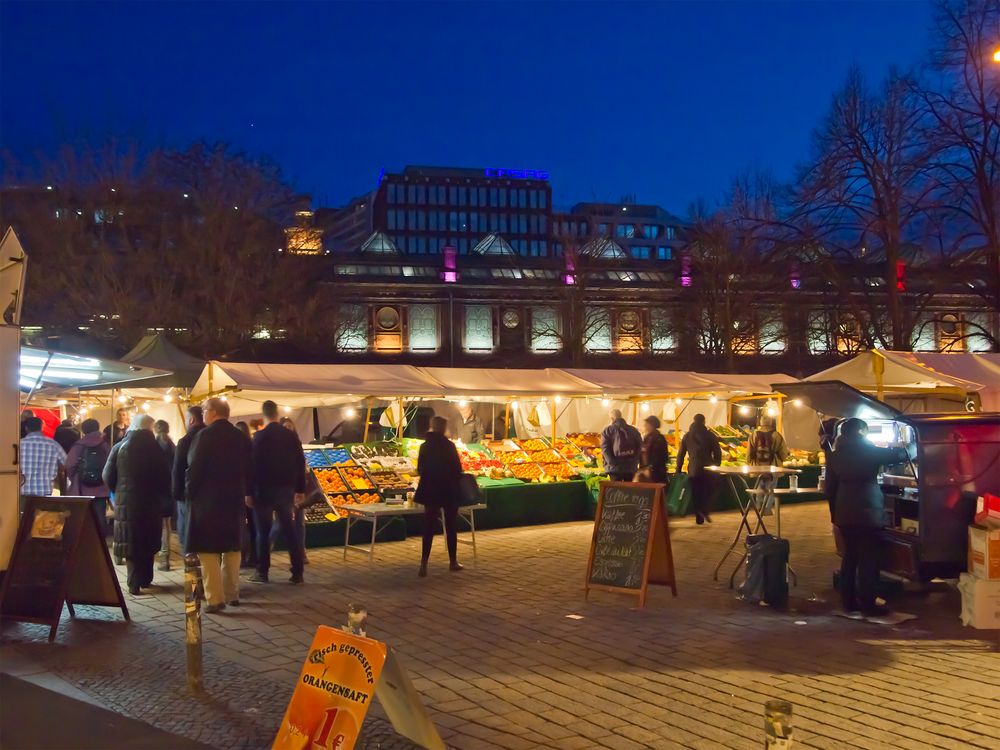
[2,1,932,213]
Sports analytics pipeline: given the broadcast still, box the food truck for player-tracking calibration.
[777,380,1000,581]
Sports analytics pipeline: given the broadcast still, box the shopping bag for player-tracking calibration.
[458,473,481,506]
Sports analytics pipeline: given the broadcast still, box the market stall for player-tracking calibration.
[778,380,1000,581]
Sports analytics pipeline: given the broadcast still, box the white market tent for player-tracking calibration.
[421,367,597,398]
[805,350,1000,412]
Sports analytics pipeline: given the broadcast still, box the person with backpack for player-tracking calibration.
[676,414,723,525]
[748,415,790,466]
[66,419,112,533]
[600,409,644,482]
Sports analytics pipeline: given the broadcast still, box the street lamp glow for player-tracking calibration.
[709,395,718,404]
[792,398,803,407]
[993,48,1000,63]
[118,395,128,404]
[739,405,751,416]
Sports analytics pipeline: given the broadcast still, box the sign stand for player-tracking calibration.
[0,496,129,642]
[585,482,677,608]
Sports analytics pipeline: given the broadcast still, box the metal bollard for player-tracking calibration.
[185,553,204,692]
[764,699,793,748]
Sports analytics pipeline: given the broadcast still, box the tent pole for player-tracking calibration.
[208,362,214,395]
[632,397,638,426]
[313,407,321,441]
[551,399,557,445]
[363,401,372,443]
[396,398,404,440]
[504,399,510,439]
[873,351,886,402]
[775,395,784,432]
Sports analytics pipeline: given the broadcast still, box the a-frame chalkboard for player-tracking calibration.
[585,482,677,608]
[0,496,129,641]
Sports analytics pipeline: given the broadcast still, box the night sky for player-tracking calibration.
[2,1,932,213]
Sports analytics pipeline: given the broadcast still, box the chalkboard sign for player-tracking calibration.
[585,482,677,607]
[0,496,128,641]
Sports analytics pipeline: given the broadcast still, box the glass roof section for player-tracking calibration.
[359,231,400,255]
[579,237,628,259]
[472,234,516,257]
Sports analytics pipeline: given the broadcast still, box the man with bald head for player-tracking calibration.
[186,397,253,613]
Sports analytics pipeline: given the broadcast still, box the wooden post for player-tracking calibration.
[551,399,557,445]
[504,399,511,439]
[396,398,404,440]
[184,554,204,692]
[873,351,886,402]
[775,395,785,432]
[632,398,638,426]
[362,400,373,443]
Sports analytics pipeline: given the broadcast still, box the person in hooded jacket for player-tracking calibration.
[66,418,112,533]
[826,417,912,618]
[676,414,722,525]
[639,415,669,484]
[103,415,171,595]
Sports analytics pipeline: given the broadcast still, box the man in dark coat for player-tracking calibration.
[826,418,911,618]
[249,400,306,584]
[600,409,644,481]
[53,419,80,454]
[676,414,723,525]
[186,397,252,613]
[103,415,171,595]
[415,416,463,577]
[172,405,204,554]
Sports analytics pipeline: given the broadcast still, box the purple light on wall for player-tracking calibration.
[680,255,692,287]
[443,246,457,271]
[442,271,458,283]
[563,274,576,285]
[790,261,801,289]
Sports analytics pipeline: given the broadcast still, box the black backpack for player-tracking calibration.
[78,445,105,486]
[612,424,640,460]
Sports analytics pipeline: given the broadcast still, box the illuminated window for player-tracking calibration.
[408,305,438,352]
[336,305,368,352]
[836,315,863,353]
[464,306,494,352]
[650,309,676,353]
[530,306,561,352]
[643,225,661,239]
[937,314,964,352]
[615,310,643,353]
[584,308,612,352]
[760,320,786,354]
[912,317,936,351]
[965,312,993,352]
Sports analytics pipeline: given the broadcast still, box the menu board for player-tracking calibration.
[586,482,677,607]
[589,485,657,590]
[0,496,128,641]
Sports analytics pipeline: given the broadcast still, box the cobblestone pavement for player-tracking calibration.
[2,501,999,749]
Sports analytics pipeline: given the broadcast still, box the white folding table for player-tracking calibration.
[334,502,487,562]
[707,466,801,588]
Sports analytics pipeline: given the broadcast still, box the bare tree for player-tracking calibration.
[918,0,1000,310]
[795,67,936,350]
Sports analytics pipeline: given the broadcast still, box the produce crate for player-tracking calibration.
[515,438,550,452]
[508,462,544,482]
[496,450,530,466]
[314,468,350,494]
[304,448,333,469]
[323,447,355,466]
[338,465,376,491]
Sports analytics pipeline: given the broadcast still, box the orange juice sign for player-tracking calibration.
[273,626,387,750]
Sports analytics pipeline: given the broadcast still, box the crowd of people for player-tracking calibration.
[18,399,310,613]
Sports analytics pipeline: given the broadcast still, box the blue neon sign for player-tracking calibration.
[484,168,549,180]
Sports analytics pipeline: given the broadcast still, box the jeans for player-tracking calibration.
[838,525,882,613]
[254,487,304,578]
[176,501,190,554]
[422,504,458,563]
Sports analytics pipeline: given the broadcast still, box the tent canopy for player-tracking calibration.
[21,346,170,391]
[192,361,793,410]
[804,351,1000,410]
[119,333,204,389]
[421,367,598,398]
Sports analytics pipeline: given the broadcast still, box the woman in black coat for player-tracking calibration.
[415,416,463,577]
[103,416,171,594]
[639,415,669,483]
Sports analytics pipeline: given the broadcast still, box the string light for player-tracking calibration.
[345,407,357,418]
[220,395,228,402]
[511,400,519,410]
[163,394,173,403]
[56,399,68,406]
[641,402,650,412]
[117,395,128,404]
[283,406,291,413]
[709,395,718,404]
[141,402,150,411]
[792,399,803,407]
[458,400,468,408]
[601,398,610,407]
[766,407,777,417]
[554,395,562,404]
[739,405,751,416]
[674,398,683,406]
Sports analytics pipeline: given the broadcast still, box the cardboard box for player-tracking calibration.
[968,523,1000,581]
[958,572,1000,629]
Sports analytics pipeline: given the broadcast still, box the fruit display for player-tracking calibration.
[509,462,543,481]
[304,505,340,524]
[567,432,601,449]
[339,466,375,490]
[711,425,743,439]
[540,462,577,480]
[363,456,414,472]
[369,470,411,491]
[352,492,381,504]
[325,491,355,507]
[324,448,355,466]
[785,449,818,467]
[516,438,549,452]
[315,469,348,493]
[304,449,332,468]
[496,450,530,465]
[486,439,521,453]
[527,449,562,463]
[351,442,397,459]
